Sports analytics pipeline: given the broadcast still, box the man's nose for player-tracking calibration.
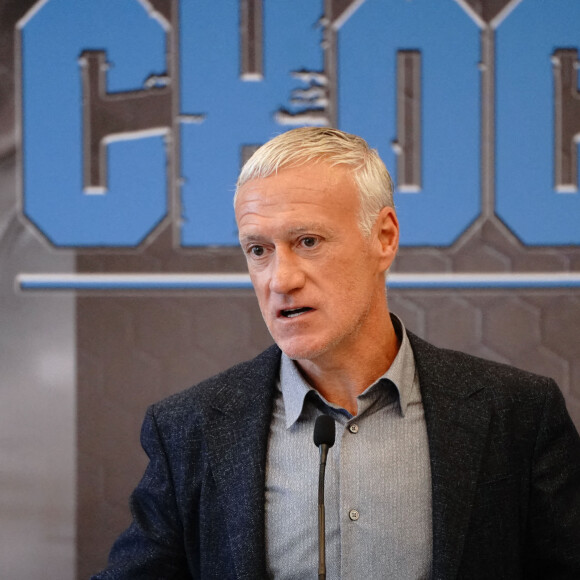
[269,248,306,294]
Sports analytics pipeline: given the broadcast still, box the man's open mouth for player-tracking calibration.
[280,307,313,318]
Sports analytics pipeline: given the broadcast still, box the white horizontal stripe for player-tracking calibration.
[16,272,580,291]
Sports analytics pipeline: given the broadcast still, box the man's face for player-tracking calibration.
[235,162,398,364]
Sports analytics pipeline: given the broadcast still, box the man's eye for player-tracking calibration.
[249,246,265,257]
[300,237,318,248]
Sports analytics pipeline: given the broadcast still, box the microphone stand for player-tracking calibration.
[313,415,335,580]
[318,442,330,580]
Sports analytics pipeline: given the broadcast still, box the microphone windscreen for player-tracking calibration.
[313,415,336,448]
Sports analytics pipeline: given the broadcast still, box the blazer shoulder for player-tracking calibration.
[149,344,281,426]
[407,330,559,402]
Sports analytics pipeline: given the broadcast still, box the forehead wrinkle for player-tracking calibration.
[238,197,335,214]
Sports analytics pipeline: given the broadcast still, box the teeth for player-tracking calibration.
[282,307,310,318]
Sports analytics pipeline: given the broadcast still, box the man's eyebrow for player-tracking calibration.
[238,234,267,245]
[239,224,335,245]
[286,223,334,236]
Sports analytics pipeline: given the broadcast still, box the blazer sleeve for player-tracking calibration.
[91,406,191,580]
[525,381,580,578]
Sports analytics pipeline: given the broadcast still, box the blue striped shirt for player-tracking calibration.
[265,316,432,579]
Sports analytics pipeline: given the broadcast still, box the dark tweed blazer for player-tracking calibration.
[94,332,580,579]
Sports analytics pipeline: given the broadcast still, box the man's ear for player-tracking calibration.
[374,206,399,272]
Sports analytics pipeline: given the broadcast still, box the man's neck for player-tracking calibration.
[295,314,400,416]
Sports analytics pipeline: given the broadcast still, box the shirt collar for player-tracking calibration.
[279,314,417,428]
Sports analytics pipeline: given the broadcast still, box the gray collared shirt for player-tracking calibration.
[265,316,432,579]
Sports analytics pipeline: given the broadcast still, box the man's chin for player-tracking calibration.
[276,337,330,363]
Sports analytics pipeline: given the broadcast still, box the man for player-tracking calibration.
[94,128,580,579]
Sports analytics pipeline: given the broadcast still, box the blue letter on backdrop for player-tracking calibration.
[338,0,480,246]
[496,0,580,245]
[20,0,167,246]
[179,0,323,246]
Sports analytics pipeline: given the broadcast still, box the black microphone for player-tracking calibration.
[313,415,335,580]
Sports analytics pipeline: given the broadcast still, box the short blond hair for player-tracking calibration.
[235,127,394,237]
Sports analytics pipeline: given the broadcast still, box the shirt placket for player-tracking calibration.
[338,404,372,579]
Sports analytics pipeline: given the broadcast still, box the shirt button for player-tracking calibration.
[349,509,360,521]
[348,424,359,434]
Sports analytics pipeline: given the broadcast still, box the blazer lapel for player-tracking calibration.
[409,333,491,580]
[203,345,280,579]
